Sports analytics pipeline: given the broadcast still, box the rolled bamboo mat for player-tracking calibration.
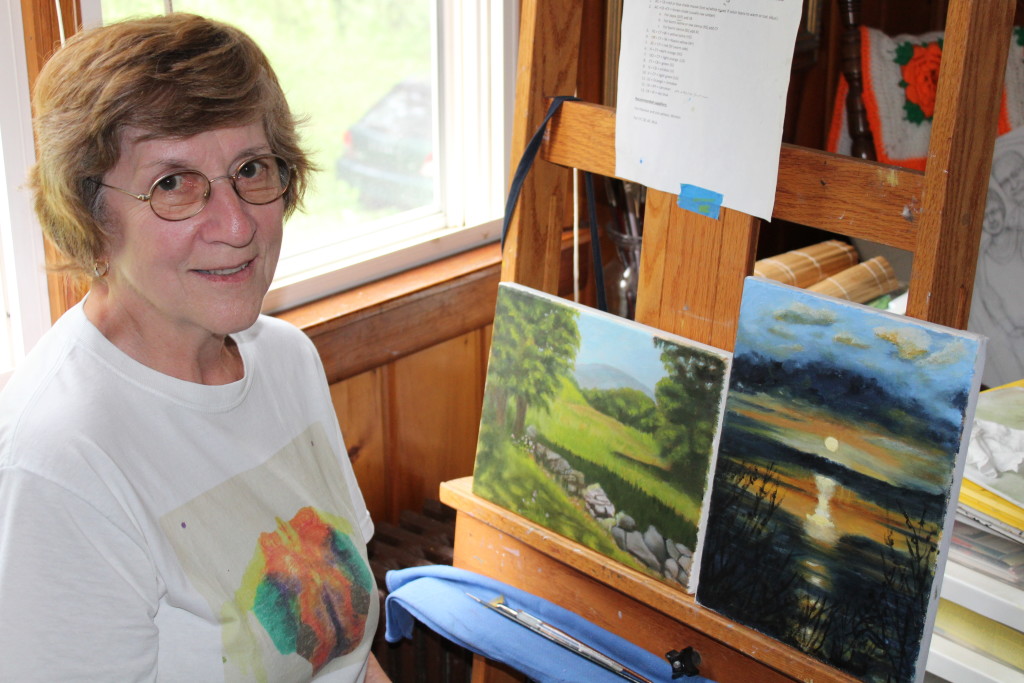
[753,240,859,288]
[806,255,901,304]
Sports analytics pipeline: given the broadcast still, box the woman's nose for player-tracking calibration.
[201,178,257,245]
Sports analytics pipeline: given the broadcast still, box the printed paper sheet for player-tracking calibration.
[615,0,804,220]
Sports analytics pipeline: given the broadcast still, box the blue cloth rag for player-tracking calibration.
[384,565,715,683]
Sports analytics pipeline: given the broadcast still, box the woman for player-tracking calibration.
[0,14,388,682]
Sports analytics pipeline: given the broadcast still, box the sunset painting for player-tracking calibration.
[472,283,730,593]
[696,277,985,683]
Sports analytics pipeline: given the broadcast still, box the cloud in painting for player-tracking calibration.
[774,302,837,326]
[922,339,968,366]
[875,326,931,360]
[767,325,797,340]
[833,332,870,349]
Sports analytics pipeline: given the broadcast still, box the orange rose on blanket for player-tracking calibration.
[896,40,943,123]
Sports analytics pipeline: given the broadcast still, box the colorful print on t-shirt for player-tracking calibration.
[236,506,373,674]
[159,422,378,682]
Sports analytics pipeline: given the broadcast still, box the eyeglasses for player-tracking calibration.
[93,154,292,221]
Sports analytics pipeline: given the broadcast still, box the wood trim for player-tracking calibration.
[541,100,923,251]
[21,0,87,323]
[20,0,79,86]
[904,0,1014,328]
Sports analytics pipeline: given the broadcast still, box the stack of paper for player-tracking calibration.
[956,379,1024,584]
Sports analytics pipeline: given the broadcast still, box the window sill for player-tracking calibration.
[275,229,593,385]
[275,242,503,384]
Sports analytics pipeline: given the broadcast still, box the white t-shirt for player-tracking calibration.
[0,303,378,682]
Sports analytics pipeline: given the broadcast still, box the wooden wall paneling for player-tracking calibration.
[857,0,949,34]
[330,368,390,526]
[386,330,488,520]
[479,325,493,380]
[469,655,523,683]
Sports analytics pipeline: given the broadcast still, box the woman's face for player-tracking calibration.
[96,123,284,343]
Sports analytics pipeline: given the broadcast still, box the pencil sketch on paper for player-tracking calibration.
[471,283,730,593]
[970,126,1024,388]
[697,277,984,683]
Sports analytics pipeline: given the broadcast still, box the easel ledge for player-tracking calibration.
[440,476,858,683]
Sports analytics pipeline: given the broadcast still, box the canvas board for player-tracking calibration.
[471,282,731,594]
[696,277,986,683]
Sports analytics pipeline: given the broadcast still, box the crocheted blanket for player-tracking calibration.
[828,25,1024,169]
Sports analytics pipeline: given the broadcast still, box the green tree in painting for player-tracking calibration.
[581,387,660,433]
[486,291,581,437]
[653,340,727,492]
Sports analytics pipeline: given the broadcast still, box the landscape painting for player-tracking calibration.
[472,282,730,593]
[697,277,985,683]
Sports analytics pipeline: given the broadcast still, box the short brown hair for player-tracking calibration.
[30,13,313,276]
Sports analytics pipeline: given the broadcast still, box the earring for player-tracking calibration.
[92,260,109,278]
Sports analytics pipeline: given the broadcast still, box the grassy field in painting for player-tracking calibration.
[475,374,705,554]
[472,423,642,569]
[529,378,704,528]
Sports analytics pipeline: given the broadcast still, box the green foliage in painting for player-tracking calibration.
[581,387,661,434]
[485,290,581,437]
[653,339,728,496]
[529,377,701,547]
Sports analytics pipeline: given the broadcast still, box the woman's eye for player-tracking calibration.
[156,173,188,193]
[237,159,267,180]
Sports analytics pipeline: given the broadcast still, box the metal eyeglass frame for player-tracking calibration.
[90,154,292,222]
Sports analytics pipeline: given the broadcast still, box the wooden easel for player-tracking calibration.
[441,1,1014,680]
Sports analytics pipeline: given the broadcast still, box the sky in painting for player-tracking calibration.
[575,312,684,394]
[735,278,984,427]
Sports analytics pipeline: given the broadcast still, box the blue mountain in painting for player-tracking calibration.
[575,363,655,399]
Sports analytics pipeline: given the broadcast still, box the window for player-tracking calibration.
[0,0,51,387]
[90,0,516,312]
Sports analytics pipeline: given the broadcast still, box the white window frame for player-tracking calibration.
[0,0,52,388]
[80,0,518,314]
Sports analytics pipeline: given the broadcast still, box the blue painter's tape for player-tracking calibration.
[677,184,723,219]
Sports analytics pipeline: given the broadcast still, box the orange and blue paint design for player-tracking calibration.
[236,506,372,674]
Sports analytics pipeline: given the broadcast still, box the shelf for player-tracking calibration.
[927,631,1024,682]
[941,557,1024,631]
